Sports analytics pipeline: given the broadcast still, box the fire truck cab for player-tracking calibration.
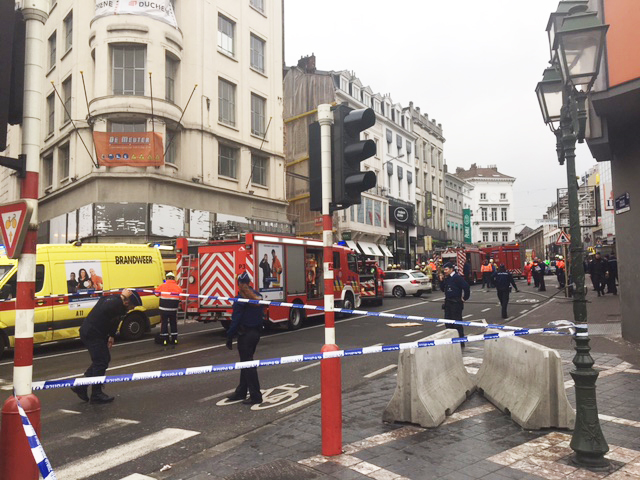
[176,234,361,330]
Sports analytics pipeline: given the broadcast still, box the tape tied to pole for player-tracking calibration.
[14,394,57,479]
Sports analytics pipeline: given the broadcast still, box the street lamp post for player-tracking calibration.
[536,3,610,469]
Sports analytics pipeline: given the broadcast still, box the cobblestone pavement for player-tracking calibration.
[157,293,640,480]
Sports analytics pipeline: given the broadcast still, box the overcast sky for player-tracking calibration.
[284,0,597,231]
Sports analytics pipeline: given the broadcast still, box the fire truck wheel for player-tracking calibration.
[288,306,305,330]
[221,320,231,331]
[392,286,406,298]
[120,313,147,341]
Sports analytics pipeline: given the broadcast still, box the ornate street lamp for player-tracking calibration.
[536,3,610,470]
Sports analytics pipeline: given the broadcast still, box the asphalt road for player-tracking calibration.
[0,278,557,479]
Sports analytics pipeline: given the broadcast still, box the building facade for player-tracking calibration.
[2,0,289,244]
[444,171,474,245]
[454,164,516,246]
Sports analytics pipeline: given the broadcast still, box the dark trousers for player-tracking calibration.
[160,311,178,341]
[444,299,464,338]
[607,275,617,294]
[533,273,540,288]
[482,272,491,289]
[497,289,510,319]
[557,270,566,288]
[538,275,546,291]
[81,334,110,378]
[591,274,605,294]
[235,328,262,401]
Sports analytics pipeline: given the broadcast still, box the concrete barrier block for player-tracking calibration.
[383,330,476,428]
[477,330,575,430]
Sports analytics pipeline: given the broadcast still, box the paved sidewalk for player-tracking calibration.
[156,293,640,480]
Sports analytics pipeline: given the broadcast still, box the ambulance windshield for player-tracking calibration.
[0,265,14,284]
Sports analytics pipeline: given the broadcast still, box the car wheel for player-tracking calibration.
[413,291,422,297]
[392,286,405,298]
[120,313,147,341]
[288,305,305,330]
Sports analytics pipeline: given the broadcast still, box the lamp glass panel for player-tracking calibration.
[558,30,601,85]
[543,88,563,121]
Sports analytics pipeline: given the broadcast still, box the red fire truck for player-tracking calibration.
[175,234,361,330]
[481,244,523,278]
[441,247,485,283]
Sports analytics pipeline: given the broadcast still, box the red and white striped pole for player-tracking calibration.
[0,2,48,479]
[318,104,342,456]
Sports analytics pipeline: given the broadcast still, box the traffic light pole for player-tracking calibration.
[318,104,342,456]
[0,2,47,479]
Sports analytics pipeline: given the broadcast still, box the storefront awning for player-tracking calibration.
[344,240,359,252]
[378,244,393,257]
[357,241,383,257]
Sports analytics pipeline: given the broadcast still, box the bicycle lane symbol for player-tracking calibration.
[216,383,309,410]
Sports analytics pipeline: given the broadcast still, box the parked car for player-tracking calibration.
[383,270,432,298]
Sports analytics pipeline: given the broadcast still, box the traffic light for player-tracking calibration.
[331,104,377,210]
[0,2,26,151]
[308,121,322,212]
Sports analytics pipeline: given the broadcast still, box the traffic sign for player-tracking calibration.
[555,231,571,246]
[0,200,32,258]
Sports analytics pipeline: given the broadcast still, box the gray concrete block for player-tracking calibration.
[477,330,575,430]
[383,330,476,428]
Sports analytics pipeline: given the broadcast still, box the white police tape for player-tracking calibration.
[32,325,571,391]
[14,395,57,479]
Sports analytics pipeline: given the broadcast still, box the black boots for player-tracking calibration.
[90,385,114,404]
[71,385,89,402]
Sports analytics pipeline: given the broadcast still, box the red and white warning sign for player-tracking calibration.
[0,200,33,259]
[555,231,571,246]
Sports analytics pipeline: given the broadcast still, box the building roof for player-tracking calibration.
[454,163,514,180]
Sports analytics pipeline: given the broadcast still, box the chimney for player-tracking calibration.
[456,167,464,174]
[297,54,316,74]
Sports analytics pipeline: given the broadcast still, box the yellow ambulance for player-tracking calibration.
[0,243,165,357]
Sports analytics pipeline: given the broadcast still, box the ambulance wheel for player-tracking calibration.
[392,286,406,298]
[0,332,6,359]
[288,305,304,330]
[221,320,231,331]
[120,313,146,341]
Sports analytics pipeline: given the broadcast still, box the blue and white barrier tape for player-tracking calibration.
[33,326,567,391]
[132,288,574,335]
[14,395,57,479]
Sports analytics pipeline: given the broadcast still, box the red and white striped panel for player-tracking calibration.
[457,250,466,271]
[245,252,254,285]
[199,252,236,307]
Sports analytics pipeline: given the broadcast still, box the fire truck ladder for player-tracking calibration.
[177,254,193,323]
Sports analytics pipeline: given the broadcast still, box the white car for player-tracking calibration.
[383,270,432,298]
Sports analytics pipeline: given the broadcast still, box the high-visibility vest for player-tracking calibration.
[481,264,493,273]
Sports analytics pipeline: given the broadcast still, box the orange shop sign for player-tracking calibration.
[94,132,164,167]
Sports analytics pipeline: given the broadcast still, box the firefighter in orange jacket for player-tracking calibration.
[156,272,183,345]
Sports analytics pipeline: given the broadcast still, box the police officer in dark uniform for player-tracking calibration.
[439,262,470,345]
[70,289,142,404]
[226,272,265,405]
[492,264,519,319]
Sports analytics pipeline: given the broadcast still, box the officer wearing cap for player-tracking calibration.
[439,262,470,345]
[226,272,265,405]
[71,288,142,404]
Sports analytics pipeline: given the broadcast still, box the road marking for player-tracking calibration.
[55,428,200,479]
[463,314,473,319]
[364,364,397,378]
[520,309,528,314]
[293,361,321,372]
[430,296,444,301]
[481,308,491,312]
[120,475,156,480]
[278,393,321,413]
[197,389,235,403]
[404,330,423,337]
[565,361,634,389]
[70,418,140,440]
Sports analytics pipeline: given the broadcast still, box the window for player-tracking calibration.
[374,200,381,227]
[491,208,497,221]
[64,11,73,51]
[165,130,178,164]
[365,198,373,225]
[59,143,69,180]
[62,76,71,124]
[357,203,364,223]
[481,208,487,221]
[492,232,499,242]
[250,34,265,73]
[251,93,266,136]
[166,55,178,102]
[500,193,507,200]
[48,32,56,69]
[251,154,268,186]
[110,122,146,132]
[482,231,489,242]
[501,208,507,221]
[46,93,55,135]
[480,192,486,200]
[42,154,53,188]
[218,145,238,179]
[112,45,145,95]
[218,78,236,126]
[218,15,235,56]
[502,232,509,242]
[250,0,264,13]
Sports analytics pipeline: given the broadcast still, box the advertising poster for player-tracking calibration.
[94,0,178,28]
[257,243,284,301]
[94,132,164,167]
[65,260,104,310]
[463,208,472,243]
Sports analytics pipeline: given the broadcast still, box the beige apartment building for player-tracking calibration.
[1,0,289,243]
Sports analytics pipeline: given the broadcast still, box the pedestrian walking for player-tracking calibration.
[226,272,265,405]
[606,254,618,295]
[556,256,566,289]
[589,252,609,297]
[70,289,142,404]
[532,259,540,288]
[156,272,182,345]
[481,260,492,289]
[463,260,472,285]
[492,264,519,319]
[523,261,532,286]
[439,262,470,346]
[533,258,546,291]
